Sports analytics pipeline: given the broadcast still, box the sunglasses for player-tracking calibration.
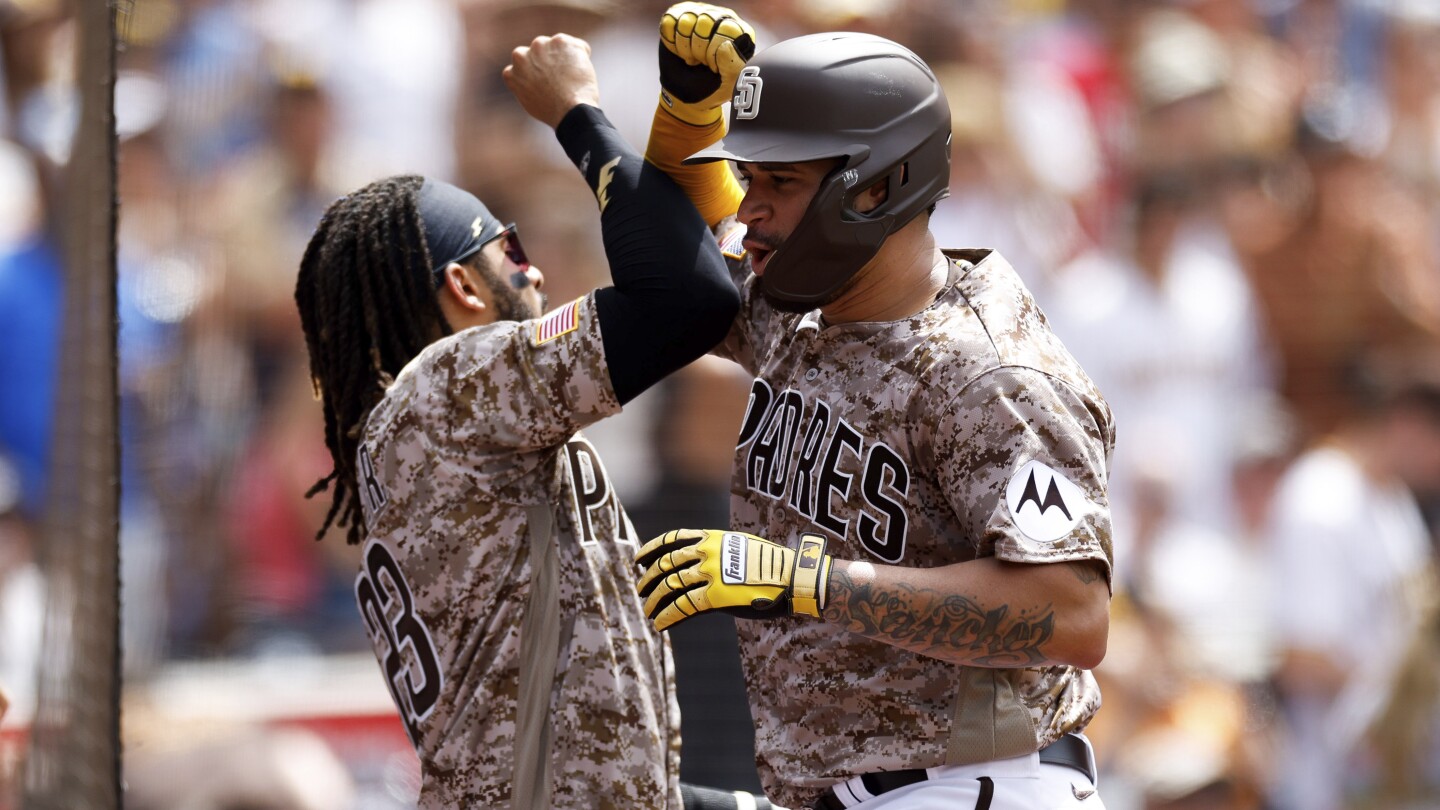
[495,224,531,285]
[433,223,533,289]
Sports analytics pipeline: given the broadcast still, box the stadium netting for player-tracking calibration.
[20,1,123,808]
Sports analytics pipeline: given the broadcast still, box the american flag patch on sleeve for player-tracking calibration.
[534,297,582,345]
[718,223,747,259]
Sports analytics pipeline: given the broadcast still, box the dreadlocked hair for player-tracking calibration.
[294,174,453,544]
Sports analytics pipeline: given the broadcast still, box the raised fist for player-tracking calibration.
[657,2,757,126]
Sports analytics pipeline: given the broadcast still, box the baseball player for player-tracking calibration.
[636,7,1116,809]
[295,34,775,810]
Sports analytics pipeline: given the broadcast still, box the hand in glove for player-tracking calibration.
[657,2,757,126]
[635,529,832,631]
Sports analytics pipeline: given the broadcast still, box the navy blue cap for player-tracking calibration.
[417,178,505,272]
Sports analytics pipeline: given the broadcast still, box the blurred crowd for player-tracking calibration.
[1,0,1440,808]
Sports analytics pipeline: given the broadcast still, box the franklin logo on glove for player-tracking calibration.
[722,532,746,584]
[635,529,833,630]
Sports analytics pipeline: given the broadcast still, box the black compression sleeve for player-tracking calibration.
[680,782,775,810]
[554,104,739,405]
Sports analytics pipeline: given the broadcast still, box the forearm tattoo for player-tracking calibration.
[824,565,1056,667]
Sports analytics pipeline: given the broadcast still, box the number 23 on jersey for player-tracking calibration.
[356,537,444,746]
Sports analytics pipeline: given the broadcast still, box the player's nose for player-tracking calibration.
[737,191,768,228]
[524,265,544,291]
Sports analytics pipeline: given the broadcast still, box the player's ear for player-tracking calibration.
[439,262,487,312]
[854,177,889,215]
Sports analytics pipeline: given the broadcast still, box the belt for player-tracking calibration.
[810,733,1097,810]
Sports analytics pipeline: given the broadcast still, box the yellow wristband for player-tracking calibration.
[645,104,744,227]
[790,534,831,618]
[659,88,723,127]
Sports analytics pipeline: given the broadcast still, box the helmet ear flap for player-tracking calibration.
[759,167,890,306]
[687,32,951,306]
[850,161,908,217]
[761,137,947,307]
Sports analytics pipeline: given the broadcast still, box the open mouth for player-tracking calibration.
[745,242,773,274]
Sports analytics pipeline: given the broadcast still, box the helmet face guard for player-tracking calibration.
[687,32,952,307]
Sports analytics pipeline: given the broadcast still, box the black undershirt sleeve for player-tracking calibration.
[554,104,739,405]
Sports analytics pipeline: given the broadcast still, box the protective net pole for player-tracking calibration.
[20,0,122,807]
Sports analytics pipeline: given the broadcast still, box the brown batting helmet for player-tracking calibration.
[687,32,952,307]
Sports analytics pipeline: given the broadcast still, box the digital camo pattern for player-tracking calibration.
[715,245,1115,809]
[356,293,682,810]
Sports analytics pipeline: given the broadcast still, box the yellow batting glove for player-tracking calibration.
[635,529,833,631]
[658,2,756,126]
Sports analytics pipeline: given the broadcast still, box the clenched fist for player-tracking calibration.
[657,2,757,126]
[503,33,601,129]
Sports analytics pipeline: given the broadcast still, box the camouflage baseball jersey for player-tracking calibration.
[354,294,682,810]
[717,240,1115,809]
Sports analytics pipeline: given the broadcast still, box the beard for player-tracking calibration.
[479,266,543,322]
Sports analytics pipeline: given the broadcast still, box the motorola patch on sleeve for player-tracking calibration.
[1005,460,1089,542]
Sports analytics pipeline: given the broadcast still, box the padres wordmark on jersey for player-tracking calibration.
[713,244,1116,810]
